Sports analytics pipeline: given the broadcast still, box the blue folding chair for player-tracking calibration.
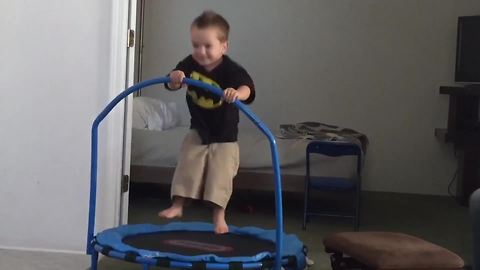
[302,141,363,231]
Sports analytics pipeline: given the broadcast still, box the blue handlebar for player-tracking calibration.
[87,77,284,270]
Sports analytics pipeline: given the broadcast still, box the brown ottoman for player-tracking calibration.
[323,232,465,270]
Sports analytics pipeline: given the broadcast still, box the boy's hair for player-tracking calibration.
[191,10,230,42]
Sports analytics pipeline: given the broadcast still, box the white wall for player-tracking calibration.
[0,1,129,252]
[139,0,480,195]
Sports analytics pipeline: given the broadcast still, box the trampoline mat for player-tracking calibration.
[123,231,276,257]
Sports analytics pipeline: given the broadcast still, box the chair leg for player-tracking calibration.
[354,188,361,231]
[303,182,310,230]
[354,212,359,231]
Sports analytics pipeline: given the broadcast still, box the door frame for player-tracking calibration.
[120,0,137,225]
[107,0,137,227]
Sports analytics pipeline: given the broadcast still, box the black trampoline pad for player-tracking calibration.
[123,231,276,257]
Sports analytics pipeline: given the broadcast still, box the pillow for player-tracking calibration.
[132,96,179,131]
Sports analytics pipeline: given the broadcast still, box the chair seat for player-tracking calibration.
[323,232,465,270]
[309,176,356,190]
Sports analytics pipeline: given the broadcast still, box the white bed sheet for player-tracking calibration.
[131,126,356,177]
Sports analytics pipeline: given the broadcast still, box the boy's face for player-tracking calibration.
[190,26,228,71]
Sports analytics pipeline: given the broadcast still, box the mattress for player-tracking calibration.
[129,97,359,191]
[131,126,356,178]
[132,126,316,170]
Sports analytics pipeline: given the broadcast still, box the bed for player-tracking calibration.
[130,97,363,193]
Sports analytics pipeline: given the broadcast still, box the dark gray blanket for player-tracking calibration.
[277,121,369,153]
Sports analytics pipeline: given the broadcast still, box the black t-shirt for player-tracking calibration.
[166,55,255,144]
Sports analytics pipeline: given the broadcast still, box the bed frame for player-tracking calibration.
[130,165,305,193]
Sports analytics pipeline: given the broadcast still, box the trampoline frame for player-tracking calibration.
[92,242,294,270]
[87,77,286,270]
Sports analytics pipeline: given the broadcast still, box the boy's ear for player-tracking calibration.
[222,41,229,54]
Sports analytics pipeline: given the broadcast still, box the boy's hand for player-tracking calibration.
[223,86,251,103]
[168,70,185,89]
[223,88,239,103]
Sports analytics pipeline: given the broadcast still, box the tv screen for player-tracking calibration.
[455,15,480,84]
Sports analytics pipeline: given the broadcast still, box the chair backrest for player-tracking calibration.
[306,141,363,175]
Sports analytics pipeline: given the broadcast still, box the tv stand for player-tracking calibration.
[465,84,480,90]
[435,85,480,205]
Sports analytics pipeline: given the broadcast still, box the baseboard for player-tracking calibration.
[0,245,84,255]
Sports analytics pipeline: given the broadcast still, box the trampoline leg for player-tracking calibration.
[143,264,150,270]
[90,250,99,270]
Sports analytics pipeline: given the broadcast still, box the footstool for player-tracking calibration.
[323,232,465,270]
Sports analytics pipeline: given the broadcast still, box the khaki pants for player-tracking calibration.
[171,129,240,208]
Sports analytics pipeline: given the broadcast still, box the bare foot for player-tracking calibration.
[213,207,229,234]
[159,197,184,219]
[158,206,183,219]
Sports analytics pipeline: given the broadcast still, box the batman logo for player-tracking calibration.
[188,72,223,109]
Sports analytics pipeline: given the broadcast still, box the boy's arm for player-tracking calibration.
[236,85,251,101]
[229,65,255,104]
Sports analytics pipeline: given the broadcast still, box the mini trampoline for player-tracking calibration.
[87,77,308,270]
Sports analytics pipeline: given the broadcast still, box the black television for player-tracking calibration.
[455,15,480,84]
